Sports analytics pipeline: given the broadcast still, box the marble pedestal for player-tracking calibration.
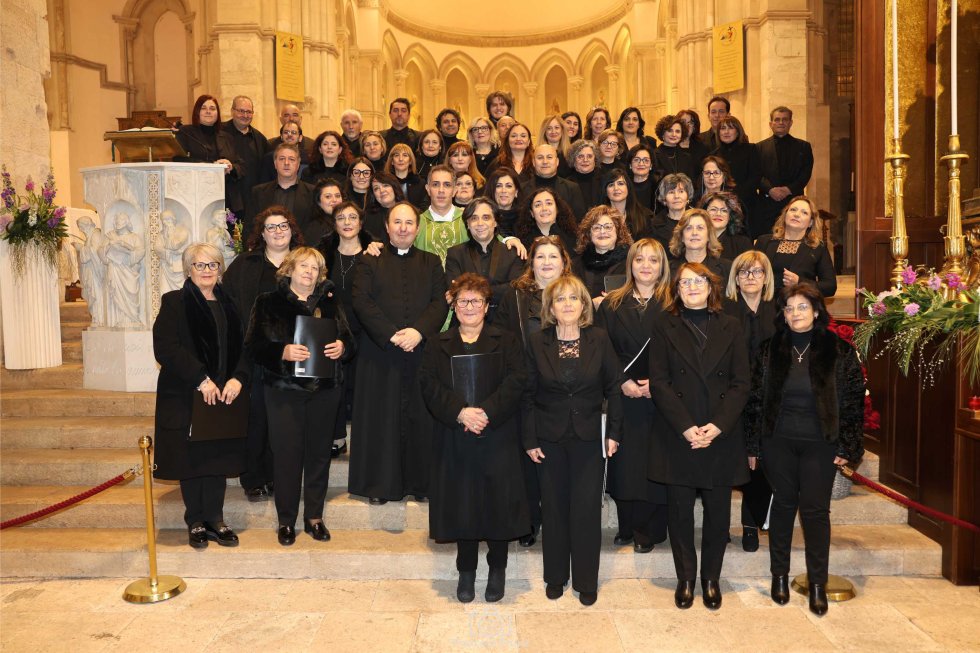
[82,330,157,392]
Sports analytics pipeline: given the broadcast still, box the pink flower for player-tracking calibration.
[928,275,942,291]
[900,266,917,285]
[24,178,34,192]
[52,206,66,220]
[0,214,11,232]
[945,273,963,290]
[904,303,920,316]
[871,302,887,316]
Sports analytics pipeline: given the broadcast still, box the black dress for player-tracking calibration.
[755,235,837,297]
[652,144,698,185]
[713,141,762,220]
[717,231,753,261]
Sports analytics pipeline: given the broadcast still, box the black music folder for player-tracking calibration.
[293,316,338,378]
[604,275,627,293]
[451,352,504,408]
[189,391,249,441]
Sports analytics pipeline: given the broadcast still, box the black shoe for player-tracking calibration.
[579,591,597,606]
[808,583,828,616]
[265,482,274,497]
[519,524,539,547]
[203,521,239,547]
[674,580,695,609]
[545,583,564,600]
[369,497,388,505]
[304,520,331,541]
[244,487,269,502]
[331,441,348,458]
[742,527,760,552]
[613,532,633,546]
[277,524,296,546]
[188,522,208,549]
[771,574,790,605]
[701,579,722,610]
[485,567,506,603]
[457,570,476,603]
[633,541,655,553]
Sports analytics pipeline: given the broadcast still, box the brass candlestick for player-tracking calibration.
[886,138,911,285]
[939,134,969,280]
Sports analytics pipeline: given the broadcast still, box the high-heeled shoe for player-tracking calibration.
[808,583,829,616]
[519,523,539,547]
[674,580,695,609]
[701,579,722,610]
[771,574,790,605]
[304,520,331,541]
[457,570,476,603]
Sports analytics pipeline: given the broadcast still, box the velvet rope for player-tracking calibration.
[0,470,135,530]
[839,466,980,533]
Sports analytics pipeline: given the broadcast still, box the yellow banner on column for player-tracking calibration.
[275,31,305,102]
[712,21,744,94]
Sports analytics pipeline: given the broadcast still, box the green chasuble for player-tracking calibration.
[415,207,467,267]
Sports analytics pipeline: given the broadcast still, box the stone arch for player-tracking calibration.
[484,53,529,118]
[574,39,612,79]
[381,30,402,71]
[530,49,576,120]
[611,24,633,107]
[381,31,402,112]
[576,40,611,110]
[437,51,483,86]
[445,69,471,130]
[403,44,437,128]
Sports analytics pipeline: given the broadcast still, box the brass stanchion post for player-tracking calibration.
[886,138,911,286]
[939,134,969,285]
[123,435,186,603]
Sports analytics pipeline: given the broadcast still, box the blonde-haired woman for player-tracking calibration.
[523,274,623,606]
[245,246,356,546]
[153,243,250,549]
[467,116,499,177]
[596,239,671,552]
[755,196,837,297]
[538,114,571,175]
[445,141,486,189]
[668,208,731,281]
[384,143,427,209]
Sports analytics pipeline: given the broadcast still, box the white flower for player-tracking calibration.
[27,208,38,226]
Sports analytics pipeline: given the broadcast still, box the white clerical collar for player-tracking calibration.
[397,247,410,255]
[428,206,456,222]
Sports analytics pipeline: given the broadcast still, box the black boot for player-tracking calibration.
[674,580,695,609]
[701,579,722,610]
[808,583,828,616]
[457,570,476,603]
[771,574,790,605]
[485,567,506,602]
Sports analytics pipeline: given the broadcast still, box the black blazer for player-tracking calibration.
[596,296,661,382]
[756,134,814,232]
[755,234,837,297]
[221,121,270,216]
[722,294,778,360]
[533,175,587,221]
[444,238,524,309]
[249,180,317,241]
[652,144,699,185]
[713,141,762,217]
[647,310,751,488]
[175,124,238,166]
[668,254,732,283]
[717,231,753,260]
[522,326,624,449]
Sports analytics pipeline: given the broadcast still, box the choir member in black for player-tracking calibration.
[483,167,521,236]
[652,115,699,183]
[340,109,363,157]
[176,95,238,206]
[486,90,513,126]
[514,187,579,255]
[668,208,732,281]
[223,96,269,219]
[626,144,656,210]
[701,191,752,260]
[563,111,583,143]
[258,122,308,184]
[695,155,736,205]
[723,250,777,551]
[596,129,626,174]
[303,130,352,184]
[362,172,406,239]
[755,196,837,297]
[445,198,524,315]
[538,115,572,177]
[532,144,586,220]
[349,202,449,503]
[360,130,388,170]
[308,178,345,246]
[317,202,380,458]
[467,117,499,177]
[416,129,445,182]
[617,107,658,154]
[495,116,517,145]
[419,273,529,603]
[575,205,632,304]
[249,144,317,242]
[712,116,761,222]
[446,141,486,192]
[153,243,249,549]
[744,283,864,615]
[224,207,305,503]
[453,173,477,207]
[523,275,624,606]
[566,140,603,209]
[676,109,710,170]
[584,106,612,142]
[596,238,671,552]
[344,158,374,210]
[603,167,655,240]
[486,121,534,185]
[384,144,427,210]
[436,108,463,150]
[648,262,750,610]
[245,247,355,545]
[649,173,693,253]
[756,106,814,238]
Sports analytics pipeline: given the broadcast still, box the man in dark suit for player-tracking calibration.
[532,144,586,220]
[222,95,269,219]
[755,106,813,238]
[382,98,419,152]
[698,96,730,152]
[340,109,363,158]
[249,143,317,242]
[267,103,315,156]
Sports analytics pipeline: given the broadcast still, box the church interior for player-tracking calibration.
[0,0,979,650]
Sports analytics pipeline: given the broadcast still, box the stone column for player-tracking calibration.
[605,65,622,114]
[522,82,539,127]
[394,69,409,98]
[429,80,447,128]
[568,76,584,115]
[474,83,490,121]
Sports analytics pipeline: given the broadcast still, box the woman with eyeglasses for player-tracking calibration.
[723,251,777,553]
[700,191,752,260]
[596,239,671,553]
[667,208,732,281]
[744,283,864,615]
[419,273,529,604]
[566,140,603,209]
[466,117,499,177]
[259,122,308,183]
[225,207,306,501]
[648,262,750,610]
[153,243,251,549]
[416,129,445,181]
[575,205,633,305]
[626,145,657,210]
[344,158,375,210]
[453,172,477,207]
[384,143,428,210]
[755,196,837,297]
[596,129,626,174]
[696,156,736,203]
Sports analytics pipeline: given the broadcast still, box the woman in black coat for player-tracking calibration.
[523,275,624,607]
[744,283,864,616]
[514,187,579,256]
[596,239,671,552]
[153,243,249,549]
[419,273,529,604]
[700,191,752,261]
[175,95,239,202]
[652,115,699,185]
[648,262,750,611]
[667,208,732,281]
[712,116,762,218]
[564,140,603,210]
[245,247,356,545]
[755,196,837,298]
[574,205,632,303]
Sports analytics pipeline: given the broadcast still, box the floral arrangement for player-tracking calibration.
[829,318,881,432]
[0,166,69,275]
[854,266,980,386]
[226,209,245,255]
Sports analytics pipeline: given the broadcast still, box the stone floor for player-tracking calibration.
[2,575,978,652]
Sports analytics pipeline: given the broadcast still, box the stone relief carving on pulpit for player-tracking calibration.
[104,212,146,328]
[153,210,190,293]
[205,209,236,269]
[74,216,108,327]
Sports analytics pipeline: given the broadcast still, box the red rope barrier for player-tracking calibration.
[840,466,980,533]
[0,470,136,530]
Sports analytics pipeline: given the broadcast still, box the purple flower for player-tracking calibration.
[928,275,942,291]
[53,206,66,220]
[900,266,917,285]
[945,273,963,290]
[871,302,887,316]
[46,216,59,228]
[224,209,237,225]
[24,178,34,192]
[42,187,55,202]
[904,303,920,317]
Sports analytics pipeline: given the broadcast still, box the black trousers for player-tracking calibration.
[762,437,838,584]
[240,368,274,491]
[179,475,227,526]
[538,438,604,593]
[666,484,732,582]
[265,385,342,526]
[456,540,509,571]
[521,448,543,529]
[740,466,773,529]
[333,361,354,443]
[614,499,668,546]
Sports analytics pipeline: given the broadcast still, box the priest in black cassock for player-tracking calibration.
[349,201,449,503]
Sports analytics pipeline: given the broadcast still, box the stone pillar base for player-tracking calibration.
[83,330,158,392]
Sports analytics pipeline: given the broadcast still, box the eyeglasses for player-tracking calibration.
[600,140,619,148]
[575,152,595,160]
[677,276,708,289]
[351,169,372,178]
[335,214,359,223]
[264,222,291,232]
[233,108,254,115]
[783,303,812,314]
[281,130,300,137]
[631,157,651,165]
[703,170,723,177]
[737,267,765,279]
[591,223,615,233]
[707,206,730,214]
[455,298,486,308]
[191,261,221,271]
[471,125,491,133]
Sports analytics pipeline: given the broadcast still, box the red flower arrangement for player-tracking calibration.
[829,318,881,432]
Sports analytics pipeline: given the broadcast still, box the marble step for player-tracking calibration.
[0,482,909,531]
[60,322,88,342]
[61,340,82,363]
[0,416,155,449]
[0,389,156,418]
[1,364,83,390]
[0,524,941,580]
[59,301,91,324]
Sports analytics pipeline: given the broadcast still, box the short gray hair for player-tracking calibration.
[182,243,225,277]
[568,139,599,161]
[340,109,362,122]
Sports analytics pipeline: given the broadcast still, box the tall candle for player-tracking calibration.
[892,0,900,141]
[951,0,958,134]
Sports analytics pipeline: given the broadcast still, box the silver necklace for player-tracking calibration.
[338,253,357,288]
[633,292,652,309]
[793,343,811,363]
